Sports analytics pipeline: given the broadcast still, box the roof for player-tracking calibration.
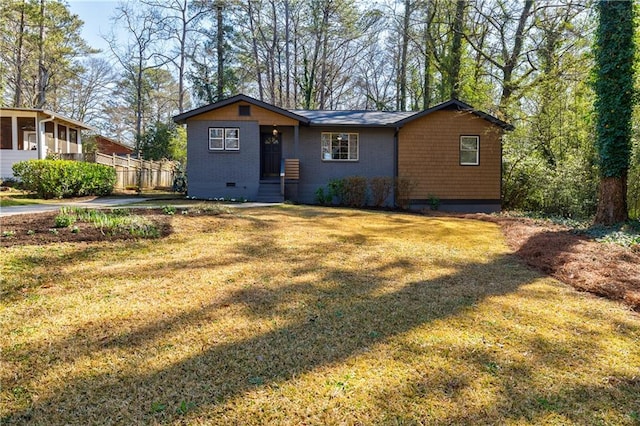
[290,109,415,126]
[173,95,513,131]
[0,107,95,131]
[173,94,310,124]
[95,135,134,151]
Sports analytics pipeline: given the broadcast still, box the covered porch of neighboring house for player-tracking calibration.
[0,108,92,178]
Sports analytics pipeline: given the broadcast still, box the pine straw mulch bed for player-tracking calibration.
[462,213,640,311]
[2,207,639,310]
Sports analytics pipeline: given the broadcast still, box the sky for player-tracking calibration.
[67,1,120,53]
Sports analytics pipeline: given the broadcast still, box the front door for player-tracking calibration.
[261,133,281,178]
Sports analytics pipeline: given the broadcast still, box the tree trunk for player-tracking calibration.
[216,2,224,101]
[500,0,533,108]
[247,0,263,101]
[449,0,466,99]
[284,0,291,108]
[422,0,433,109]
[398,0,411,111]
[595,176,628,225]
[36,0,46,108]
[178,0,187,112]
[14,1,26,107]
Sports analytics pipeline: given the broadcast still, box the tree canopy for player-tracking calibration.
[1,0,639,219]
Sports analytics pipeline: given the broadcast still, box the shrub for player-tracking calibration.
[341,176,368,207]
[369,177,393,207]
[315,187,330,205]
[394,177,413,209]
[12,159,116,199]
[327,179,344,205]
[428,194,440,211]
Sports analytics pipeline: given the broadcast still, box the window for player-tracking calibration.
[321,132,358,161]
[225,128,239,150]
[238,105,251,116]
[0,117,11,149]
[460,135,479,165]
[209,127,240,151]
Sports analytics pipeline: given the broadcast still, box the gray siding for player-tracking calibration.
[295,127,395,204]
[186,120,261,200]
[186,121,395,204]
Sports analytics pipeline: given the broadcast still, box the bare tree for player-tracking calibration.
[107,2,169,149]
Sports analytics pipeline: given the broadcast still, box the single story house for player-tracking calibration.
[173,94,513,212]
[0,108,93,178]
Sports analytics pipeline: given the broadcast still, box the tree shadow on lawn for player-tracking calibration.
[370,299,640,425]
[4,215,638,424]
[4,251,554,424]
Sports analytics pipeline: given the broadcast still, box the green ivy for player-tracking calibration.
[594,0,636,178]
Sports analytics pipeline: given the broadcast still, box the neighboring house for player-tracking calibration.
[94,135,134,155]
[0,108,92,178]
[173,94,513,212]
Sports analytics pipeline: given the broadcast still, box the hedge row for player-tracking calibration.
[12,159,116,199]
[315,176,413,208]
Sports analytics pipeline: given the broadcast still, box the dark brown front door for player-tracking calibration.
[261,133,281,178]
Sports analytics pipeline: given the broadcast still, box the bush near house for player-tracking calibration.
[12,159,116,199]
[316,176,413,208]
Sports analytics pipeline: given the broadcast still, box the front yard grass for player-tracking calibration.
[1,205,638,425]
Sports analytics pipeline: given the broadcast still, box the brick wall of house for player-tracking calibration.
[398,110,503,202]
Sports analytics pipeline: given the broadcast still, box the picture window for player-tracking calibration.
[321,132,359,161]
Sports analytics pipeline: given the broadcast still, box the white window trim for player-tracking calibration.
[321,132,359,161]
[460,135,479,166]
[209,127,240,151]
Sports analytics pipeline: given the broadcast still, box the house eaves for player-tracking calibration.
[173,94,311,125]
[392,99,514,131]
[0,107,96,131]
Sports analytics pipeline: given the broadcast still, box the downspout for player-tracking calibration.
[38,113,55,159]
[393,126,400,208]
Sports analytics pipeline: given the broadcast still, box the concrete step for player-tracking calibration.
[256,182,284,203]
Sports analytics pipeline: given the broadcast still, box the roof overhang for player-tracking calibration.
[173,94,311,125]
[0,107,96,131]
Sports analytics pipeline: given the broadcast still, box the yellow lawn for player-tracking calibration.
[1,205,638,425]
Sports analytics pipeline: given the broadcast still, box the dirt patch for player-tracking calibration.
[468,214,640,311]
[0,209,172,247]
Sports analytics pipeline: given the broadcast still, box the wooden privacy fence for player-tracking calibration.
[61,153,177,189]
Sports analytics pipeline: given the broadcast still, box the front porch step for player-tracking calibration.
[256,181,284,203]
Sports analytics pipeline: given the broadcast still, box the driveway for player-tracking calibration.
[0,197,147,217]
[0,197,282,217]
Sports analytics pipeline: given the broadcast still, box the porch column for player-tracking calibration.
[54,122,59,153]
[293,125,299,158]
[11,116,18,150]
[38,119,47,159]
[77,130,82,153]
